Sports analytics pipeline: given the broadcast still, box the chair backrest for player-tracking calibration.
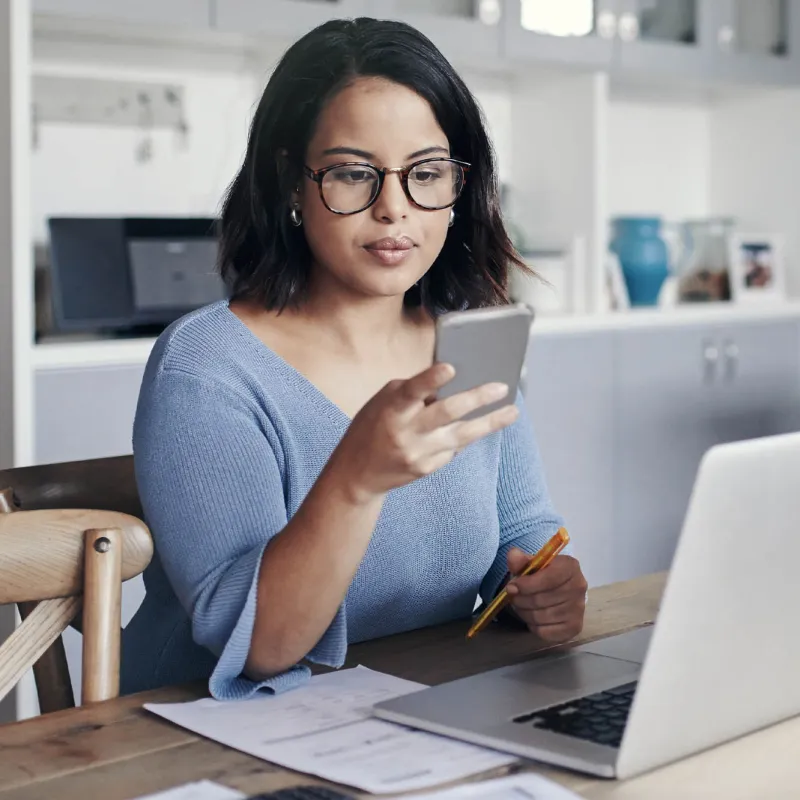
[0,455,148,714]
[0,455,141,516]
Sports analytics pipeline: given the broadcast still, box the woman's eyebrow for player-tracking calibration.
[319,145,450,160]
[407,145,449,159]
[321,146,374,159]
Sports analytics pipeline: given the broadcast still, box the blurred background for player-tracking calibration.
[2,0,800,713]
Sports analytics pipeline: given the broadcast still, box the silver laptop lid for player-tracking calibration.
[618,432,800,779]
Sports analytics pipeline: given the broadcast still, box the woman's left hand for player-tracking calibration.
[504,550,588,643]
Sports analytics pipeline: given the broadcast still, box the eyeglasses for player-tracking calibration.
[303,157,471,216]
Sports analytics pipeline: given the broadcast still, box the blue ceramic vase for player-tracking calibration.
[610,217,669,307]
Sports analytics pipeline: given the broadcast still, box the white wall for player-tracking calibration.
[709,87,800,298]
[31,59,258,242]
[461,71,513,183]
[608,98,711,222]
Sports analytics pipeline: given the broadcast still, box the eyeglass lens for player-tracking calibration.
[320,160,464,214]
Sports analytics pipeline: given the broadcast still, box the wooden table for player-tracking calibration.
[0,572,797,800]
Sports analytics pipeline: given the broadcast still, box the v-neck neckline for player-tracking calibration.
[221,301,355,427]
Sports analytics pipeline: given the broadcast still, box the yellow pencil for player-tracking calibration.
[466,527,570,639]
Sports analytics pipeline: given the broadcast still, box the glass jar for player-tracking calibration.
[676,218,735,303]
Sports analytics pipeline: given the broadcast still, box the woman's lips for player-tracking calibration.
[365,248,413,265]
[363,236,415,266]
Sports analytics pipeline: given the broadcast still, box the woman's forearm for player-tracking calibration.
[244,457,385,679]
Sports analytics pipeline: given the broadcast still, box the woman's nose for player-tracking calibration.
[371,172,410,223]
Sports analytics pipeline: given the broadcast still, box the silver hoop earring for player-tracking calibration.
[448,209,455,228]
[290,206,302,227]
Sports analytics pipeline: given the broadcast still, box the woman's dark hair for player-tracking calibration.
[219,16,527,312]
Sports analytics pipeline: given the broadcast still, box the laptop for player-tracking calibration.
[373,432,800,779]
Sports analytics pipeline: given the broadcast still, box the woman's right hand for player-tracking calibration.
[327,363,519,504]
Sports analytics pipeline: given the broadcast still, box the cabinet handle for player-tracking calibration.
[597,10,618,40]
[617,12,640,42]
[703,340,719,384]
[723,340,739,383]
[718,25,736,51]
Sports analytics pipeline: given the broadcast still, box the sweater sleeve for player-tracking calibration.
[480,391,568,602]
[132,366,347,700]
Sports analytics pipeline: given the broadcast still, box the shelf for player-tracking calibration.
[28,301,800,373]
[533,300,800,336]
[32,337,157,370]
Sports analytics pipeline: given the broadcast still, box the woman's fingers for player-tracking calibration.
[508,586,582,612]
[418,381,510,431]
[392,363,456,410]
[449,403,519,447]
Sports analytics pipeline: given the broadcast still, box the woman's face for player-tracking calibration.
[296,77,454,301]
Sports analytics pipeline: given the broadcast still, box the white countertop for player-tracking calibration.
[32,336,158,369]
[30,300,800,370]
[533,299,800,335]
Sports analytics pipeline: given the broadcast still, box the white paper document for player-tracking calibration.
[145,667,516,794]
[136,780,245,800]
[132,772,584,800]
[410,774,585,799]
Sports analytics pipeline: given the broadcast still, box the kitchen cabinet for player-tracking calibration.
[32,0,213,29]
[612,0,715,79]
[214,0,501,66]
[366,0,502,67]
[34,364,145,465]
[712,320,800,440]
[501,0,800,86]
[29,0,800,88]
[503,0,618,68]
[611,319,800,584]
[708,0,800,84]
[612,325,730,583]
[213,0,368,39]
[524,331,616,588]
[609,0,800,84]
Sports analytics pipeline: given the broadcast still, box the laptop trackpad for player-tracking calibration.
[504,652,639,695]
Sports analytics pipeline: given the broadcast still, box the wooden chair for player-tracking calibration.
[0,455,150,713]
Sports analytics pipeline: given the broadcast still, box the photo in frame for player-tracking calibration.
[728,233,786,304]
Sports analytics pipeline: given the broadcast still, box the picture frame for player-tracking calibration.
[728,233,786,304]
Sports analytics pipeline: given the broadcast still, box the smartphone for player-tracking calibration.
[434,304,534,419]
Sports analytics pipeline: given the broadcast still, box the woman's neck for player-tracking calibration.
[230,273,433,368]
[293,276,429,360]
[303,299,415,354]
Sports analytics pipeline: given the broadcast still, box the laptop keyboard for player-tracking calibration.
[513,681,638,749]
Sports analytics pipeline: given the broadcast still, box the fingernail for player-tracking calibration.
[488,383,509,399]
[439,363,456,380]
[506,583,519,595]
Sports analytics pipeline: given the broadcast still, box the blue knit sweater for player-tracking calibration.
[121,301,565,700]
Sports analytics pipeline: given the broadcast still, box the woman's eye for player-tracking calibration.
[411,169,442,184]
[333,169,374,184]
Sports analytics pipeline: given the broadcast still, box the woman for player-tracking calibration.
[122,17,587,699]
